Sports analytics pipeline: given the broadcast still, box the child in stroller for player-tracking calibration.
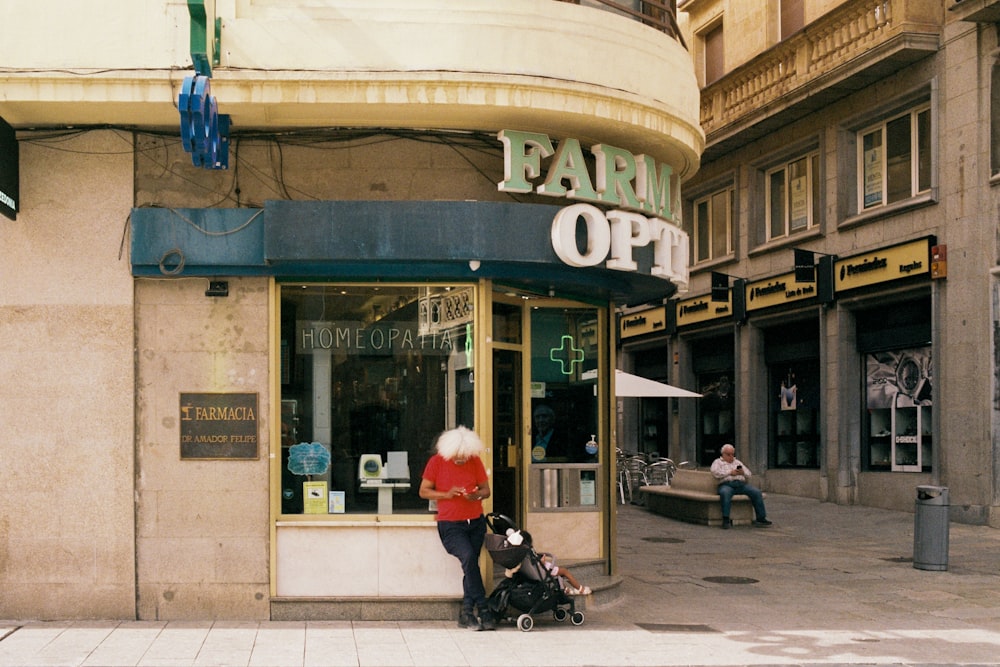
[507,532,592,597]
[484,513,587,632]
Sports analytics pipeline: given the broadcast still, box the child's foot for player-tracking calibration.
[566,585,591,595]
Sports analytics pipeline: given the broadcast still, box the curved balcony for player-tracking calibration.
[0,0,703,176]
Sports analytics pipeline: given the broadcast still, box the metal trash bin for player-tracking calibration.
[913,485,949,571]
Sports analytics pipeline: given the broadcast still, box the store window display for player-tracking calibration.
[771,361,820,469]
[279,284,475,514]
[865,346,933,472]
[697,372,735,466]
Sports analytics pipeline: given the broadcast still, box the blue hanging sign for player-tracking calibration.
[179,74,230,169]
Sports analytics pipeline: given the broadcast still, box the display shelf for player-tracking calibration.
[866,403,931,472]
[867,408,891,469]
[892,404,922,472]
[774,406,818,468]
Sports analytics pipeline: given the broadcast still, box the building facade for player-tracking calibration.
[0,1,701,619]
[618,0,1000,524]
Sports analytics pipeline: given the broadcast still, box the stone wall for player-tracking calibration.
[0,130,136,618]
[134,277,271,620]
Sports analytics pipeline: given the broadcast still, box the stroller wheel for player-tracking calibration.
[517,613,534,632]
[553,607,569,622]
[571,611,585,626]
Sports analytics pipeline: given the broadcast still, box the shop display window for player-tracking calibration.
[278,283,475,515]
[864,346,932,472]
[770,361,819,468]
[639,398,670,460]
[632,348,671,460]
[697,371,734,466]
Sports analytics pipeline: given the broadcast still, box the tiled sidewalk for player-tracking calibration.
[4,495,1000,666]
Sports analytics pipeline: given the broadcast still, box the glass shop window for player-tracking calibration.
[865,346,933,473]
[278,284,475,515]
[770,360,820,469]
[697,371,735,467]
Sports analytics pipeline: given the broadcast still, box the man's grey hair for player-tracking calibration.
[435,426,485,461]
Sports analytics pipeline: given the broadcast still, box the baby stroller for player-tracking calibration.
[484,513,586,632]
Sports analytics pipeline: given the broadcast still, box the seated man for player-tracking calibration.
[709,444,772,529]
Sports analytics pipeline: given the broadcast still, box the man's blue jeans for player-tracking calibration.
[718,480,767,521]
[438,515,487,613]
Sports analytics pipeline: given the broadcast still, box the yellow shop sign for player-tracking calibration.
[835,237,931,293]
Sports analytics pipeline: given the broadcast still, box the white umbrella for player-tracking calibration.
[615,370,702,398]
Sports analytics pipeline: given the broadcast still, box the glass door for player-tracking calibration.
[491,297,523,522]
[529,306,599,465]
[491,293,605,511]
[491,288,607,561]
[527,302,601,513]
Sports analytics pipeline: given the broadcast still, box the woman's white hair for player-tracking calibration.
[435,426,485,461]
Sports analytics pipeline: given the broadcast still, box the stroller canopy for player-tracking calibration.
[484,533,530,569]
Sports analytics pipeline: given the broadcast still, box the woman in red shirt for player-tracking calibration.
[419,426,494,630]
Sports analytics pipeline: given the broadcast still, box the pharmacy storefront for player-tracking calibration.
[129,129,689,619]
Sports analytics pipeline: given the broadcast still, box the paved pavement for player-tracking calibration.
[3,493,1000,666]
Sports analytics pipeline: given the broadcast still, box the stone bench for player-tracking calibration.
[639,469,761,527]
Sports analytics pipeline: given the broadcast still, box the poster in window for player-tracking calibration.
[328,490,346,514]
[303,481,328,514]
[865,347,932,409]
[863,146,882,208]
[789,174,808,230]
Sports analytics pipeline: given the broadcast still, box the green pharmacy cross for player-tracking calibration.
[550,335,584,375]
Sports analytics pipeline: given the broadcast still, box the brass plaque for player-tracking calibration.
[180,392,259,459]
